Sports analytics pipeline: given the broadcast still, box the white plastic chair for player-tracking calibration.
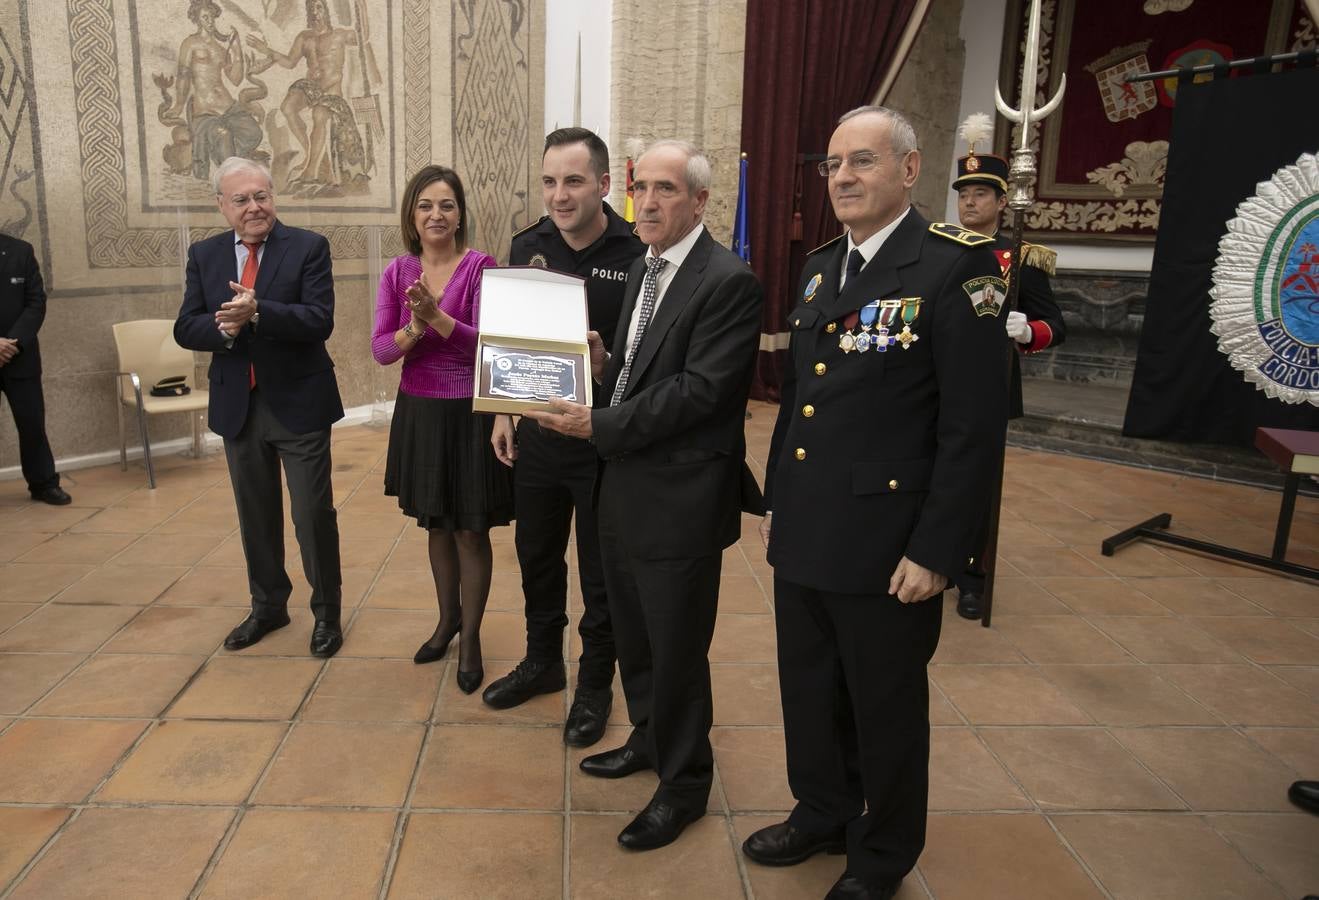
[111,319,210,488]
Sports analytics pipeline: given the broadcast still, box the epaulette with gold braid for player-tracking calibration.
[1020,242,1057,275]
[807,233,845,255]
[510,215,549,240]
[928,222,994,247]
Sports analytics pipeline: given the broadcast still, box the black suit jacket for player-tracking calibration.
[592,228,764,561]
[765,210,1009,592]
[174,219,344,438]
[0,234,46,379]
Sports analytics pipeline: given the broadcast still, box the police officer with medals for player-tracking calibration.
[951,114,1065,620]
[745,106,1009,900]
[486,127,645,748]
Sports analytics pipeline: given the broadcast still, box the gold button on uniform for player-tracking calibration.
[888,479,899,490]
[794,448,807,460]
[802,405,814,418]
[794,318,801,326]
[826,322,837,334]
[814,363,826,375]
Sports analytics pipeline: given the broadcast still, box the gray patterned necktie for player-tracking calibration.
[610,255,667,406]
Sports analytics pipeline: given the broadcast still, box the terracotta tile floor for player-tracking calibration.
[1,400,1317,899]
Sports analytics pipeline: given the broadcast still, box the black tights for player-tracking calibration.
[425,527,492,673]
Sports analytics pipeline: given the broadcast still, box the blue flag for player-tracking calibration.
[731,154,750,263]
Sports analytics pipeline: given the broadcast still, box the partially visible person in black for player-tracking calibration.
[0,234,70,506]
[485,127,644,748]
[951,143,1065,620]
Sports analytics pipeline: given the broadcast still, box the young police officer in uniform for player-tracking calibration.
[747,107,1009,900]
[951,138,1065,620]
[486,127,645,747]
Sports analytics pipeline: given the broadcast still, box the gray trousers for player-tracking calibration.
[223,387,341,623]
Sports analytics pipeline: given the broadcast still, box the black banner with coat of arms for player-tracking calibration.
[1123,65,1319,445]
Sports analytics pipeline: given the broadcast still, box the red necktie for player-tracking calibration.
[241,241,260,389]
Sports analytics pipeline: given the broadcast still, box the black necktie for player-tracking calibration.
[845,248,865,286]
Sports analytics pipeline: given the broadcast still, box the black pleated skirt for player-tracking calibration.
[384,390,514,531]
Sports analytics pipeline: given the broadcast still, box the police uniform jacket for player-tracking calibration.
[509,202,643,363]
[0,234,46,379]
[765,210,1009,594]
[991,231,1065,418]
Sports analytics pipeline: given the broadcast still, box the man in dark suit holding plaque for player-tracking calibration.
[174,156,344,659]
[744,107,1008,900]
[525,139,763,851]
[485,127,644,749]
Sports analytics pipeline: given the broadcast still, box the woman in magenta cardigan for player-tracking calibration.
[372,165,513,693]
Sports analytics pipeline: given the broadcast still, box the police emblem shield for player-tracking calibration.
[1209,152,1319,406]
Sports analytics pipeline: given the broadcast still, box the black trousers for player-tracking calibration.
[223,387,341,622]
[0,370,58,493]
[514,420,614,688]
[774,576,942,886]
[597,483,721,812]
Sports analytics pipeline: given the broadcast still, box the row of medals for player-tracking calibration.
[840,303,918,354]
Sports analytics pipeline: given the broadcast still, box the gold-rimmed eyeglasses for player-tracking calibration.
[224,192,274,207]
[818,151,902,178]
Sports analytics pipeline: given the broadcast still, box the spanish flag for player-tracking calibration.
[623,157,635,223]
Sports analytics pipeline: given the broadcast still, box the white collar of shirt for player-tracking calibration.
[622,222,706,355]
[233,232,266,278]
[840,206,910,290]
[647,222,705,289]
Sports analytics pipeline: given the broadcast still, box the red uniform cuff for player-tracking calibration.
[1020,320,1054,354]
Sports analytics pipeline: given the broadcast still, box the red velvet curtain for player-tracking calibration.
[741,0,925,400]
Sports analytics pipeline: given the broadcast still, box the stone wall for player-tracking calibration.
[0,0,543,472]
[883,0,966,222]
[608,0,746,245]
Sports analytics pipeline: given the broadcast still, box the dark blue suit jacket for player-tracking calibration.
[174,219,344,439]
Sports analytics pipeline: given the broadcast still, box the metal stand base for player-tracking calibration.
[1102,511,1319,582]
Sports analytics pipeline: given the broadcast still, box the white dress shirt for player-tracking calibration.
[621,222,706,355]
[839,206,911,291]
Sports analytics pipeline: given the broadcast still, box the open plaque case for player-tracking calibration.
[472,266,592,414]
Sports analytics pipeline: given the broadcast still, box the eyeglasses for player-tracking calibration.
[817,151,900,178]
[224,192,273,207]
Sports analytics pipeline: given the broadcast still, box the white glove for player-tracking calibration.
[1005,310,1031,344]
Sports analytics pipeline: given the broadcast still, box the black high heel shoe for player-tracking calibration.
[456,666,484,694]
[413,618,461,665]
[456,637,483,693]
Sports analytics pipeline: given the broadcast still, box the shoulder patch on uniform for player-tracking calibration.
[1020,241,1057,275]
[808,233,845,255]
[511,215,549,240]
[963,275,1007,317]
[929,222,994,247]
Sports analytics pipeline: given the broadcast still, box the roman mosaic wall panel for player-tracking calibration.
[0,0,543,464]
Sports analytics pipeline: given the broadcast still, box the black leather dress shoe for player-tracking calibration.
[1289,780,1319,815]
[825,872,900,900]
[564,686,612,748]
[309,621,342,658]
[617,799,704,851]
[579,745,650,779]
[481,658,566,709]
[741,820,845,866]
[223,613,291,651]
[31,485,72,506]
[956,590,983,620]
